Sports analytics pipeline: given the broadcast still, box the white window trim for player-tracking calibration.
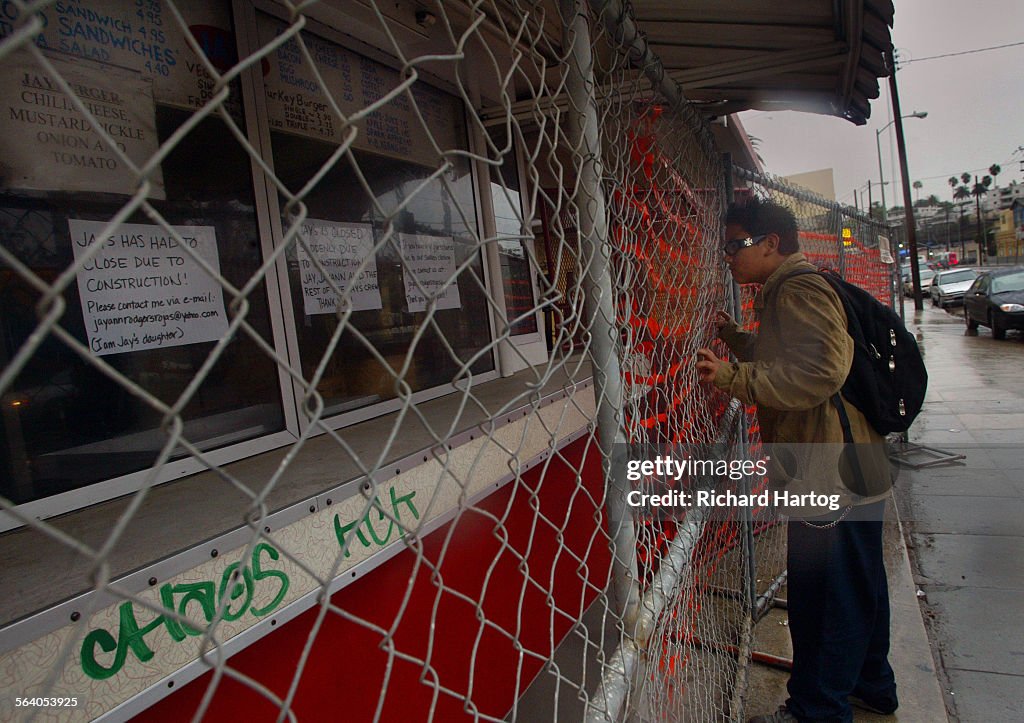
[1,0,511,530]
[238,1,502,435]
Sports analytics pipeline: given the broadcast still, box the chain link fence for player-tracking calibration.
[0,2,900,721]
[716,165,902,721]
[734,167,899,308]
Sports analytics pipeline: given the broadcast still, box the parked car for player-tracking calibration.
[964,267,1024,339]
[900,259,929,279]
[903,266,936,295]
[929,268,979,308]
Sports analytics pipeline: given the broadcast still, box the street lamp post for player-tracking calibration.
[876,110,927,221]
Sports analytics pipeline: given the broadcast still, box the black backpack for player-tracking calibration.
[782,269,927,435]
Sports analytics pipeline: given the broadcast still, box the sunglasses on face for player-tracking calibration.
[721,234,768,257]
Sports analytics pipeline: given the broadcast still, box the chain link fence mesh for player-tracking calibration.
[0,2,899,722]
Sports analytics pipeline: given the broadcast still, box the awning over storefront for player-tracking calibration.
[630,0,895,124]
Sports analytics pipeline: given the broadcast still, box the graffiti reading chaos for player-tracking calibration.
[76,489,421,682]
[80,543,289,680]
[334,488,420,557]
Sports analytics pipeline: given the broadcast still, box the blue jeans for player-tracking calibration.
[785,500,897,722]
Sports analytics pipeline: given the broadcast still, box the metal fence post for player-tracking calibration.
[723,154,757,615]
[895,223,907,321]
[883,222,898,310]
[836,207,847,277]
[560,0,640,630]
[723,153,758,721]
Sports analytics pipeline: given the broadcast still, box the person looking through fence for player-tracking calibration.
[694,198,897,723]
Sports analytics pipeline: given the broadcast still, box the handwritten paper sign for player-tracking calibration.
[399,233,462,313]
[0,51,164,198]
[69,220,229,355]
[295,220,382,315]
[879,235,894,264]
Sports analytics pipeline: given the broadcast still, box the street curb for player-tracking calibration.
[885,491,950,721]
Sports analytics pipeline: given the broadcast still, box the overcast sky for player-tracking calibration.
[740,0,1024,210]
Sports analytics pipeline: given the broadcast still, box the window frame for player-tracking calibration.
[0,0,521,530]
[0,0,299,532]
[237,0,503,435]
[497,130,547,345]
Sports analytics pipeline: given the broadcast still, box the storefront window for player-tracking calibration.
[259,17,494,416]
[0,1,283,504]
[488,127,538,336]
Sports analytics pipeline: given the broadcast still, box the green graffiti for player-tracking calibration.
[334,487,420,558]
[250,542,289,616]
[80,542,289,680]
[158,583,186,643]
[218,562,254,622]
[80,601,169,680]
[175,582,216,637]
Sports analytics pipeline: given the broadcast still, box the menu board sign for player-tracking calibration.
[0,0,239,113]
[257,14,462,167]
[0,51,164,197]
[0,0,241,196]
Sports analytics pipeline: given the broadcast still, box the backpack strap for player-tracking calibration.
[776,268,821,284]
[763,267,826,318]
[770,270,867,471]
[770,268,870,513]
[829,393,855,445]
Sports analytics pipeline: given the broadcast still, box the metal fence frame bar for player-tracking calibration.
[584,508,708,722]
[733,166,883,229]
[723,152,759,719]
[561,0,640,630]
[586,399,744,722]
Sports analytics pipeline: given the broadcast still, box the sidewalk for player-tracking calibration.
[894,303,1024,722]
[746,503,948,722]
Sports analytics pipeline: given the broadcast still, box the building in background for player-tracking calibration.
[982,181,1024,214]
[783,168,837,201]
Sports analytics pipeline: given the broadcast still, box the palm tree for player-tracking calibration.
[971,175,993,263]
[988,164,1002,257]
[949,176,962,208]
[953,184,970,259]
[746,134,766,167]
[913,180,923,201]
[961,172,971,186]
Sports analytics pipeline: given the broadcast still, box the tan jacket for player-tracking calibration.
[714,253,889,508]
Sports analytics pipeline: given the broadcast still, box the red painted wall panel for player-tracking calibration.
[140,436,609,722]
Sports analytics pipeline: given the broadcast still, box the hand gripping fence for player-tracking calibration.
[0,2,901,721]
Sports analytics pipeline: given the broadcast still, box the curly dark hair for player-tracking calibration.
[725,197,800,254]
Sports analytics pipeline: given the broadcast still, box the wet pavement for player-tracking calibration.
[895,302,1024,722]
[745,504,947,723]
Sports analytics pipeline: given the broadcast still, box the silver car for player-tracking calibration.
[930,268,979,308]
[904,266,936,295]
